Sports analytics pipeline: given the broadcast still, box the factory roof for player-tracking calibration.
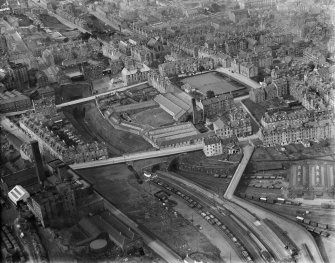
[0,90,30,104]
[154,94,186,120]
[8,185,30,205]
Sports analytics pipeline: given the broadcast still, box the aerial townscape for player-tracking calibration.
[1,0,335,262]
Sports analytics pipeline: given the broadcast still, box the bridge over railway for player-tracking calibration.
[70,144,203,170]
[55,81,148,109]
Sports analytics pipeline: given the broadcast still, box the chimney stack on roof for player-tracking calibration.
[30,140,45,185]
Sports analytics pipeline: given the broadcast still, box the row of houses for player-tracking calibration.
[55,8,87,29]
[260,120,334,147]
[158,57,214,77]
[249,77,288,103]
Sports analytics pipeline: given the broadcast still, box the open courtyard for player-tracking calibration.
[181,72,248,96]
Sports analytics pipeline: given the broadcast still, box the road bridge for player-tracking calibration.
[70,144,203,170]
[157,143,324,263]
[216,67,260,90]
[224,144,254,199]
[56,81,148,109]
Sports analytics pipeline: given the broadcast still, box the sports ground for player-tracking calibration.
[131,107,175,128]
[181,72,247,95]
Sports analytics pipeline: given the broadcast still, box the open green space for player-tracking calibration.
[131,107,175,128]
[181,72,247,96]
[39,14,71,30]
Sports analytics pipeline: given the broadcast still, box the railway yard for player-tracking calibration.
[147,173,303,263]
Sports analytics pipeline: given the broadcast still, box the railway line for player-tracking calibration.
[155,171,301,262]
[151,176,264,263]
[157,171,301,262]
[221,200,291,261]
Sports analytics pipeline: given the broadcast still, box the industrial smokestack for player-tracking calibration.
[30,140,45,185]
[192,98,197,124]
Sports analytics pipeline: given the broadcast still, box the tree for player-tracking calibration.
[206,90,215,98]
[168,158,179,172]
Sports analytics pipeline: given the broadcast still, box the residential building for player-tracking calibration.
[213,107,252,139]
[203,136,223,157]
[198,47,231,68]
[0,34,7,54]
[303,47,326,65]
[199,94,234,118]
[249,77,288,103]
[289,81,328,111]
[121,59,151,85]
[225,38,248,57]
[239,62,258,78]
[243,0,277,9]
[259,34,293,46]
[261,109,310,129]
[27,189,63,227]
[8,63,29,86]
[260,119,334,147]
[148,70,176,93]
[228,9,249,23]
[19,114,108,164]
[0,90,31,113]
[158,58,214,77]
[144,37,169,63]
[36,71,49,88]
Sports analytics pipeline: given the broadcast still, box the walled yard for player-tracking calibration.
[84,105,153,154]
[63,103,153,156]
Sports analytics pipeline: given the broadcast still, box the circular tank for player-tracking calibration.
[89,239,108,253]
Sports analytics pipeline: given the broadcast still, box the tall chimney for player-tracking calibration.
[192,98,197,124]
[30,140,45,184]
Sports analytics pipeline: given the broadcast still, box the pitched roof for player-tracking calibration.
[204,136,221,146]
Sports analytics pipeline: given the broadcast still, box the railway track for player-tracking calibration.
[223,200,291,261]
[158,171,295,262]
[155,173,273,263]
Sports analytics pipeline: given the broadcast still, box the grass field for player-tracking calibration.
[131,107,175,128]
[181,72,246,95]
[39,14,71,30]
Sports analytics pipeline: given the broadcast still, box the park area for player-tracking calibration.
[181,72,247,96]
[131,107,175,128]
[39,14,71,30]
[78,163,221,260]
